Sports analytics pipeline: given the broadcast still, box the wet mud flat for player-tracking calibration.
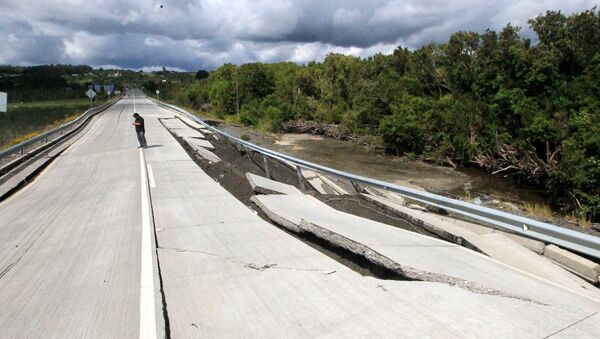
[170,127,442,279]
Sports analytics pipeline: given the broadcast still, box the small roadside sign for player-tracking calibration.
[155,90,160,94]
[0,92,7,113]
[86,89,97,99]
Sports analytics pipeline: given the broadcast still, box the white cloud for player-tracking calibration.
[144,37,163,47]
[0,0,597,70]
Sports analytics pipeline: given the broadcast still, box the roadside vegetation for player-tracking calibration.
[0,65,195,150]
[167,8,600,222]
[0,99,102,149]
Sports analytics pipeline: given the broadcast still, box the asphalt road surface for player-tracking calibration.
[0,92,598,338]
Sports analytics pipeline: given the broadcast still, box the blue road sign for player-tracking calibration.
[105,84,115,94]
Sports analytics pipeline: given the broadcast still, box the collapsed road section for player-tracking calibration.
[154,102,600,337]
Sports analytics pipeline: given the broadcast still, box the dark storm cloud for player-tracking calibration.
[1,0,597,70]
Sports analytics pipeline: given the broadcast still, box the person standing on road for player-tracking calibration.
[132,112,147,148]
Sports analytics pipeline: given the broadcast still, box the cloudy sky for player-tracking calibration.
[1,0,596,71]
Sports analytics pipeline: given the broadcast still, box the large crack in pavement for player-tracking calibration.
[158,246,338,276]
[164,113,550,306]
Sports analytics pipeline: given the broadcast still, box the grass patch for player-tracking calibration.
[523,201,593,228]
[564,213,593,229]
[0,98,107,150]
[523,202,554,220]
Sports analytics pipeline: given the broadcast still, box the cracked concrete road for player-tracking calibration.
[148,99,600,337]
[0,97,150,338]
[0,92,598,338]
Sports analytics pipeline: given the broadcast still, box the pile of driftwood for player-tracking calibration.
[279,120,354,141]
[475,141,561,182]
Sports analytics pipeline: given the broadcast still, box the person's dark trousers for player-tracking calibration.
[136,131,147,148]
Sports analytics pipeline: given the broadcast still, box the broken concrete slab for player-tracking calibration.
[180,136,220,163]
[194,146,221,163]
[361,193,594,294]
[470,233,597,292]
[301,169,339,195]
[544,244,600,283]
[362,193,481,246]
[252,193,600,302]
[362,192,545,254]
[165,111,215,135]
[184,138,214,151]
[246,173,302,195]
[317,173,353,195]
[503,233,546,254]
[162,118,189,130]
[173,128,206,139]
[365,186,406,205]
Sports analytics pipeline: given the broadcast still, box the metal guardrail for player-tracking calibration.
[155,99,600,260]
[0,100,117,167]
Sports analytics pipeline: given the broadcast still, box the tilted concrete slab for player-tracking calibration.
[173,128,206,139]
[363,192,546,253]
[361,192,594,292]
[161,118,189,130]
[544,244,600,283]
[246,172,302,195]
[302,168,339,195]
[195,146,221,163]
[363,187,546,254]
[184,137,215,151]
[365,186,407,205]
[318,173,353,195]
[251,193,600,303]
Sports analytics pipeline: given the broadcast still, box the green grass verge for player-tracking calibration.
[0,97,108,150]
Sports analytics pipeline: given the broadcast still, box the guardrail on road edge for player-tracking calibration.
[154,98,600,260]
[0,99,118,171]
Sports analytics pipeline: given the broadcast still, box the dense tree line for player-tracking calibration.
[0,65,93,101]
[175,9,599,220]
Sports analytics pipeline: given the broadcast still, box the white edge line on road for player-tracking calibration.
[147,164,156,188]
[139,148,157,339]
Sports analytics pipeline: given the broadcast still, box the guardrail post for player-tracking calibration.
[243,146,252,161]
[296,165,305,192]
[263,155,271,178]
[350,180,363,194]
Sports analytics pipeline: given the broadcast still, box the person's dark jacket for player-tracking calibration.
[135,116,145,133]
